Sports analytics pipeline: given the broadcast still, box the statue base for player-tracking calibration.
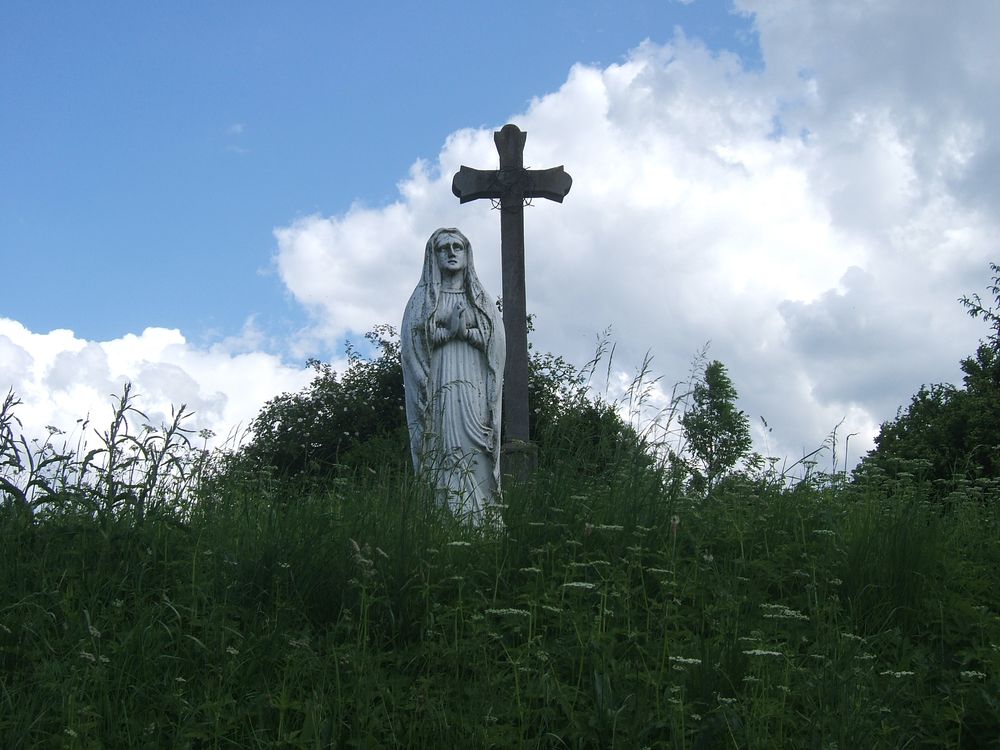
[500,440,537,484]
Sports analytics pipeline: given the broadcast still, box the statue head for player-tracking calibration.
[417,226,495,333]
[422,227,479,291]
[433,230,468,279]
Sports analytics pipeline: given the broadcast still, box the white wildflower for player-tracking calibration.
[960,670,986,680]
[761,603,808,621]
[880,670,915,678]
[670,656,702,665]
[446,541,472,548]
[485,608,530,617]
[743,649,784,658]
[561,581,596,590]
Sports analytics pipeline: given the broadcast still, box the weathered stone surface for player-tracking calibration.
[451,124,571,460]
[401,228,505,524]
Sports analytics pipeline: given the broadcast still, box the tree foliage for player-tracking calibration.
[236,325,409,476]
[229,325,647,480]
[680,359,752,494]
[856,263,1000,491]
[527,349,653,478]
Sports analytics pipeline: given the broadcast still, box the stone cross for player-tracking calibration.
[452,123,572,450]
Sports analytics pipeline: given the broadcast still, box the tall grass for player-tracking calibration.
[1,388,998,748]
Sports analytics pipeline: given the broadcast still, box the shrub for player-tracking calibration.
[231,326,653,483]
[856,263,1000,497]
[680,359,752,494]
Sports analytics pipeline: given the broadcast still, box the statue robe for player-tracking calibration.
[402,287,504,523]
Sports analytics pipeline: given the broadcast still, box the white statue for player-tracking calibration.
[402,228,505,523]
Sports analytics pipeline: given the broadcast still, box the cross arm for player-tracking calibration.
[452,166,503,203]
[452,165,573,204]
[523,166,572,203]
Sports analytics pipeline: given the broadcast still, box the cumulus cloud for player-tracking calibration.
[273,4,998,469]
[0,318,311,449]
[5,3,996,472]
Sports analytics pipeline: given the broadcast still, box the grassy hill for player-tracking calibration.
[2,383,998,749]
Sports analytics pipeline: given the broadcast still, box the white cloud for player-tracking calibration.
[6,3,996,474]
[0,318,312,449]
[273,6,998,469]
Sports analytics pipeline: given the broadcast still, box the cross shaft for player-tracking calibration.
[451,124,572,450]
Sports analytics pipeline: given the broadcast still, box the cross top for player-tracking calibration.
[452,124,572,208]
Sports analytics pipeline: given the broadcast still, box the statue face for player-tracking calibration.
[435,234,467,275]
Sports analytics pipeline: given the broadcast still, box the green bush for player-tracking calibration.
[680,359,752,495]
[856,263,1000,498]
[229,326,652,485]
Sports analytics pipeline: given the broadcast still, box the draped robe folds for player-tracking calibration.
[402,281,504,524]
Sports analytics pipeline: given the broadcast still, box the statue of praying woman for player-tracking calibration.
[401,228,505,523]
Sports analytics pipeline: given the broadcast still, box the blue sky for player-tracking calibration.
[3,1,999,469]
[3,1,757,343]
